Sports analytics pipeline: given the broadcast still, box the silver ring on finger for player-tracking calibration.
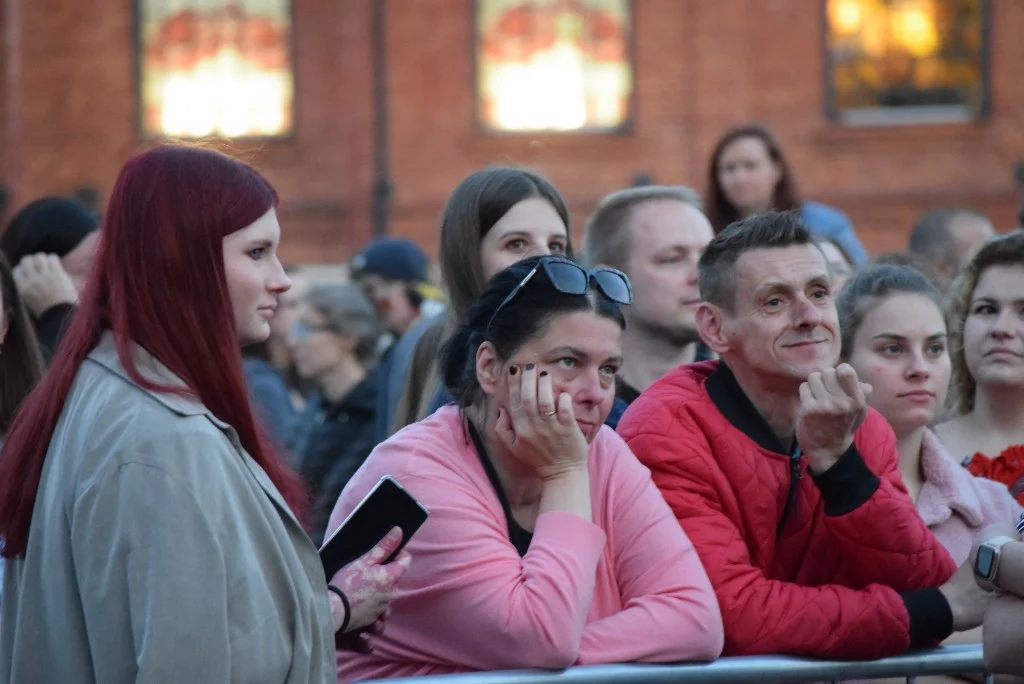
[543,410,557,417]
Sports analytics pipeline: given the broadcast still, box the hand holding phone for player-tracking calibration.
[329,527,411,633]
[320,476,429,579]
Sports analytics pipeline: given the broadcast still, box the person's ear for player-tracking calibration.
[695,302,731,355]
[476,341,503,399]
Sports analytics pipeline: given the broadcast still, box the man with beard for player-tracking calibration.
[584,186,714,428]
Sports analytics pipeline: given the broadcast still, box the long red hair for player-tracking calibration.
[0,144,306,557]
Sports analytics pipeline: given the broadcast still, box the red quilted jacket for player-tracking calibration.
[617,361,957,659]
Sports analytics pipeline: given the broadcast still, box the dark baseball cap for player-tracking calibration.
[350,237,429,284]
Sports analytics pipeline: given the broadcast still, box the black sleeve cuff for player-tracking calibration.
[809,444,880,516]
[35,303,76,358]
[902,588,953,648]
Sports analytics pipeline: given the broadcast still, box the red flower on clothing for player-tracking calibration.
[965,445,1024,505]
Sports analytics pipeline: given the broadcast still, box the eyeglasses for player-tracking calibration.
[290,321,332,342]
[485,256,632,334]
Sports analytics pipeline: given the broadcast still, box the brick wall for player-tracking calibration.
[2,0,1022,264]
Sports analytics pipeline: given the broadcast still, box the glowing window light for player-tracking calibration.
[477,0,632,133]
[825,0,986,119]
[830,0,866,35]
[139,0,294,138]
[890,4,939,57]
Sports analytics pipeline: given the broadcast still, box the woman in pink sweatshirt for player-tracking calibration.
[328,255,723,680]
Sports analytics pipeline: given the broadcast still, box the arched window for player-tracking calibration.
[475,0,633,133]
[137,0,295,138]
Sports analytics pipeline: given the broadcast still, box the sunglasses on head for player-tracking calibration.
[485,256,632,334]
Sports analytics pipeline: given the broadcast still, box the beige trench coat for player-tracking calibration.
[0,333,336,683]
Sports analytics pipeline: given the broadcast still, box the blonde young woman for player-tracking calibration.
[936,233,1024,505]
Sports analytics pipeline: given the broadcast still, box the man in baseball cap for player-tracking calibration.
[350,237,442,339]
[350,237,444,443]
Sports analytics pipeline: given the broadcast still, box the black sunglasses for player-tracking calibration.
[485,257,632,334]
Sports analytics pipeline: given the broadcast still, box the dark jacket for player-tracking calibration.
[36,303,76,360]
[287,372,379,546]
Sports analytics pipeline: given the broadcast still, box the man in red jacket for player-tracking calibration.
[618,211,989,659]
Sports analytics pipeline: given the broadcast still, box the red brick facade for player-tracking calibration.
[2,0,1023,264]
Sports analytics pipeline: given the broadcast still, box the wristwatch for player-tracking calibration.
[974,535,1018,592]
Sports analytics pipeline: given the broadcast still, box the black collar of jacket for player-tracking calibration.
[315,373,378,420]
[705,361,794,455]
[706,360,882,517]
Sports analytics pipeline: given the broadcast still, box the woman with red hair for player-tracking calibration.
[0,145,407,683]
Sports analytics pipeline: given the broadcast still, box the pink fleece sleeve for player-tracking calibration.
[576,438,724,664]
[342,470,608,672]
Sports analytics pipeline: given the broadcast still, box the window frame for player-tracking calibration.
[822,0,992,126]
[470,0,637,136]
[132,0,299,141]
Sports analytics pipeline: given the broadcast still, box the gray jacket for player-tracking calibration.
[0,333,335,683]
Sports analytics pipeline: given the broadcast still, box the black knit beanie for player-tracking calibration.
[0,197,99,266]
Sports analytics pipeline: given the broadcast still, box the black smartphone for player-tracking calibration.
[319,475,429,579]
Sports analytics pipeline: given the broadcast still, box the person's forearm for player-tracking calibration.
[539,467,592,523]
[994,541,1024,597]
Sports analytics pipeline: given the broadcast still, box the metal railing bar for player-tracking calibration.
[376,644,985,684]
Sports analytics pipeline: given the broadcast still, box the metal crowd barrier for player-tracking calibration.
[380,644,989,684]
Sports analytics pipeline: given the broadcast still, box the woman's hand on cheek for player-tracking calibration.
[493,363,589,481]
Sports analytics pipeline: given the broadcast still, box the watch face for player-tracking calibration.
[977,545,997,578]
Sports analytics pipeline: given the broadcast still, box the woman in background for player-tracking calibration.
[392,167,573,431]
[937,233,1024,504]
[706,124,868,266]
[0,251,45,438]
[0,250,46,603]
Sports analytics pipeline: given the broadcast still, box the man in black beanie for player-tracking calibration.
[1,197,100,358]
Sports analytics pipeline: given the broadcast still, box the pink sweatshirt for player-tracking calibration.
[918,429,1024,565]
[327,405,723,681]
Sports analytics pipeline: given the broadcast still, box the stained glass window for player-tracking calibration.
[138,0,294,138]
[826,0,988,123]
[476,0,632,133]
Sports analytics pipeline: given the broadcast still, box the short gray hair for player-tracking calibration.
[583,185,702,271]
[305,283,382,365]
